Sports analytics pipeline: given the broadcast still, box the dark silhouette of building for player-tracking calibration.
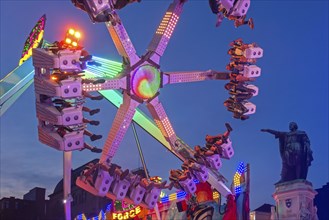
[0,159,150,220]
[0,187,47,220]
[250,203,273,220]
[314,182,329,220]
[0,159,112,220]
[46,159,111,220]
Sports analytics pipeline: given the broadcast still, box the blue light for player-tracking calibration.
[235,186,242,195]
[236,162,245,175]
[161,196,170,203]
[105,203,112,212]
[177,191,187,199]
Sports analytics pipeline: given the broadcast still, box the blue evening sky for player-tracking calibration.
[1,0,328,210]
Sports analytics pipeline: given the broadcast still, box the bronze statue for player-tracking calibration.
[261,122,313,183]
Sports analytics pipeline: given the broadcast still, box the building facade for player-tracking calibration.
[0,187,47,220]
[314,182,329,220]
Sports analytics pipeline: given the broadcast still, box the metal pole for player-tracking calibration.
[246,163,250,220]
[246,163,250,193]
[131,122,161,220]
[131,122,150,179]
[63,151,72,220]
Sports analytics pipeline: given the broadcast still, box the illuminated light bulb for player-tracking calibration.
[72,42,78,47]
[160,191,166,198]
[75,32,81,38]
[51,76,57,81]
[69,29,75,35]
[65,38,72,44]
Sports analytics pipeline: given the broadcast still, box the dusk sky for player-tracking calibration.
[1,0,328,211]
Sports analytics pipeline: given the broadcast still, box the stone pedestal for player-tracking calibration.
[271,179,318,220]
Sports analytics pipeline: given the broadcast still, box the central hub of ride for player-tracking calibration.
[130,64,161,100]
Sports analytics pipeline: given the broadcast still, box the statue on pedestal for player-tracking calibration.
[261,122,313,183]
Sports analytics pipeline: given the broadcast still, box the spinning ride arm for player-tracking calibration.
[82,77,127,91]
[105,12,140,66]
[173,139,233,197]
[146,0,187,64]
[146,96,178,149]
[146,96,232,197]
[100,91,140,164]
[163,70,230,85]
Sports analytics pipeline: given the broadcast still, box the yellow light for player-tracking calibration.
[51,76,58,81]
[112,206,141,220]
[72,42,78,47]
[160,191,166,198]
[74,32,81,38]
[65,38,72,44]
[213,191,220,199]
[69,29,75,35]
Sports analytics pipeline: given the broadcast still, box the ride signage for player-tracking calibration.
[112,206,142,220]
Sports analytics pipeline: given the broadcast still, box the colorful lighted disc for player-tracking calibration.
[19,14,46,65]
[131,65,161,100]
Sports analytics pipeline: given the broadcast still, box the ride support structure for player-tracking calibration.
[24,0,265,219]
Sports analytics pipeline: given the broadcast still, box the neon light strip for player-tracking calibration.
[86,56,122,78]
[160,179,217,203]
[233,162,245,195]
[155,12,180,39]
[75,205,108,220]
